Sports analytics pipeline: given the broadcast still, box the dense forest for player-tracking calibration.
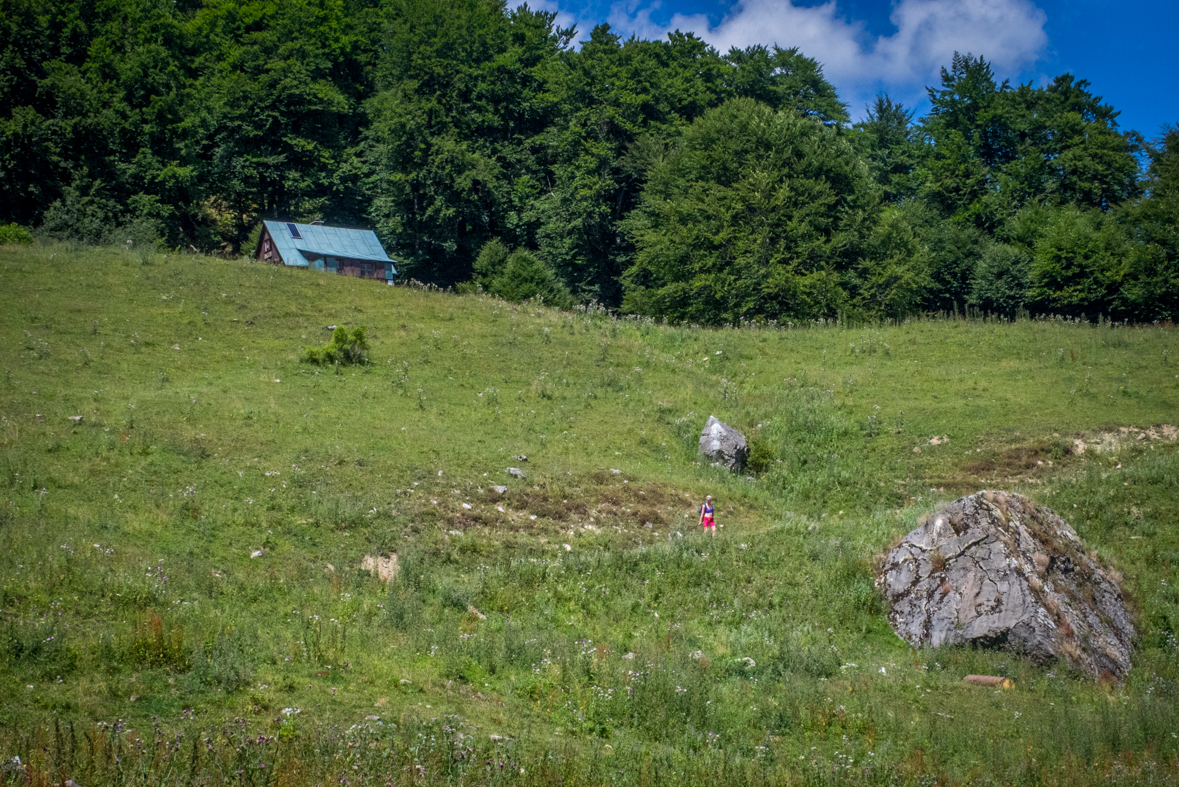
[1,0,1176,322]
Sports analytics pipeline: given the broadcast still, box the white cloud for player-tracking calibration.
[602,0,1049,114]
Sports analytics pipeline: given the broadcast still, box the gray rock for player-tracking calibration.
[490,485,508,495]
[506,467,526,479]
[697,416,748,471]
[877,490,1135,679]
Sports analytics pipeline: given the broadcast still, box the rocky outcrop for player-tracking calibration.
[877,491,1135,679]
[698,416,748,471]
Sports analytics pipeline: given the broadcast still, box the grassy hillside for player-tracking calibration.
[2,244,1179,786]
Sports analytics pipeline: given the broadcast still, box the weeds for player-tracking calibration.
[304,326,369,365]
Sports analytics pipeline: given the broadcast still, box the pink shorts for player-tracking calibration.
[702,516,715,529]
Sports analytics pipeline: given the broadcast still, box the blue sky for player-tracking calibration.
[536,0,1177,138]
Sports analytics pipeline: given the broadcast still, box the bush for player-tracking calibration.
[745,433,776,475]
[472,240,573,308]
[304,326,370,365]
[0,223,33,245]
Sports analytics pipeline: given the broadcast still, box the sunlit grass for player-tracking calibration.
[1,243,1178,784]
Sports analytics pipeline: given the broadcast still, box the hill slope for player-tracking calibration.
[2,244,1179,785]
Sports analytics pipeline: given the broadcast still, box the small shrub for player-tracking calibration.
[745,433,776,474]
[305,326,370,366]
[0,223,33,245]
[930,549,947,573]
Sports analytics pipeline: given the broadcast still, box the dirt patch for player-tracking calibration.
[1071,424,1177,455]
[929,424,1178,493]
[964,442,1068,476]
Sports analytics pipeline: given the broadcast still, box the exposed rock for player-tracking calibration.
[697,416,748,471]
[249,550,263,558]
[506,467,526,479]
[490,485,508,495]
[361,553,399,583]
[877,491,1134,679]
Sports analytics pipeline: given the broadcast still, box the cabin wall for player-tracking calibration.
[338,259,384,280]
[256,227,280,262]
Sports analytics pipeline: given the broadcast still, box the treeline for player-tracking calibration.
[1,0,1176,322]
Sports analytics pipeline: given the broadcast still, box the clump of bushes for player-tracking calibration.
[471,239,572,308]
[0,223,33,245]
[304,326,370,365]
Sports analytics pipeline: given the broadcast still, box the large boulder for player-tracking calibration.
[877,491,1135,679]
[698,416,748,471]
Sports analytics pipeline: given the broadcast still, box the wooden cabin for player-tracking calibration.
[255,220,397,281]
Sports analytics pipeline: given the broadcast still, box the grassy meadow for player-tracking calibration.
[2,243,1179,786]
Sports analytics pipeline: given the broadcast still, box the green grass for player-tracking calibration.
[2,243,1179,786]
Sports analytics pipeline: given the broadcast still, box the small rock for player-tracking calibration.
[467,605,486,620]
[610,468,622,474]
[361,553,400,582]
[172,344,181,350]
[512,455,528,462]
[68,415,83,423]
[507,467,526,479]
[490,485,508,495]
[250,550,263,558]
[461,502,472,509]
[365,715,380,721]
[622,652,635,659]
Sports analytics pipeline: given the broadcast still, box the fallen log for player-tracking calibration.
[964,675,1013,688]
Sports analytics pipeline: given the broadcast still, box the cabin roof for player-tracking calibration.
[261,221,395,271]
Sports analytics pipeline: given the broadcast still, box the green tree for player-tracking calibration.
[623,98,876,324]
[193,0,376,250]
[525,27,728,303]
[364,0,570,285]
[1028,207,1129,318]
[970,243,1031,316]
[855,205,930,319]
[853,93,922,203]
[1124,126,1179,320]
[721,45,848,126]
[490,248,572,307]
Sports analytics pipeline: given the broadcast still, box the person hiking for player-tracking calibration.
[698,495,716,537]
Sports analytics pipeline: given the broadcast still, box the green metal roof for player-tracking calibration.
[261,221,396,273]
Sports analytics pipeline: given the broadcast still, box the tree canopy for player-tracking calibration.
[0,0,1174,321]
